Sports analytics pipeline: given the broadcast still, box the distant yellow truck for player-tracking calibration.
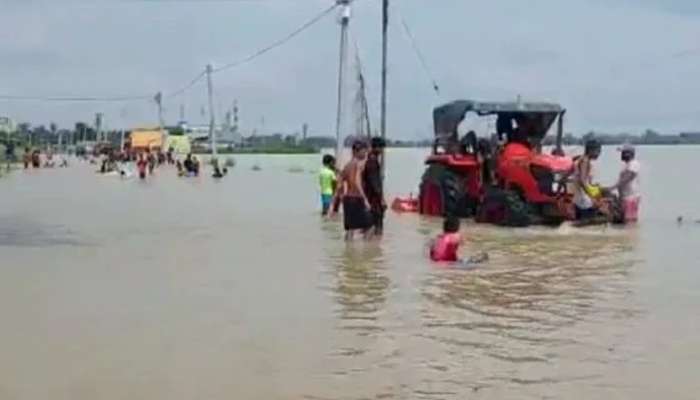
[129,128,164,151]
[129,128,191,154]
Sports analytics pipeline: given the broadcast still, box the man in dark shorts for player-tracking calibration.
[363,137,386,236]
[333,141,372,240]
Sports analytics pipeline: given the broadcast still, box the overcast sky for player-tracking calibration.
[1,0,699,138]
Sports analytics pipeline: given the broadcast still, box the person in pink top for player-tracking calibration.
[430,217,488,267]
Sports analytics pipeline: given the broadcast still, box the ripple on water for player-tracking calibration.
[0,217,84,247]
[326,243,391,335]
[415,227,643,394]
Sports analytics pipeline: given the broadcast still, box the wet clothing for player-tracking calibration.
[619,160,641,222]
[619,160,641,199]
[321,194,333,215]
[369,208,385,233]
[573,156,596,211]
[430,233,461,262]
[575,206,597,220]
[319,166,337,196]
[363,154,385,233]
[342,196,371,231]
[363,155,383,203]
[623,196,641,222]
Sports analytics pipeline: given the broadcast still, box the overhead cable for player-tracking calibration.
[0,3,339,103]
[212,3,338,73]
[164,70,207,99]
[0,94,152,103]
[395,9,440,97]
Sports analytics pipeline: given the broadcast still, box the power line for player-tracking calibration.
[212,3,338,73]
[164,70,207,99]
[397,12,440,97]
[0,4,338,104]
[0,94,152,102]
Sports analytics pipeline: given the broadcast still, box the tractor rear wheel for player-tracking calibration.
[419,164,472,218]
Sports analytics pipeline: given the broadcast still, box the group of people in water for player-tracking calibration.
[21,147,68,169]
[320,137,642,268]
[90,146,229,181]
[319,137,387,240]
[573,139,641,224]
[320,137,488,268]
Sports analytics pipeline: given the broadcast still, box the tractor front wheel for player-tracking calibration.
[477,187,532,227]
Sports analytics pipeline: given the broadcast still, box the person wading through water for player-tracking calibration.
[332,140,372,240]
[363,137,387,236]
[574,139,604,221]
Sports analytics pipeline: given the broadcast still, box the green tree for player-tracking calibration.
[642,129,660,143]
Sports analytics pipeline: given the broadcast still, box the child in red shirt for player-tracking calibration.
[430,216,488,267]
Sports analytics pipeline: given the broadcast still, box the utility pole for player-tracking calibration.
[95,113,103,143]
[380,0,389,174]
[233,101,239,131]
[205,64,217,157]
[335,0,351,158]
[154,92,164,131]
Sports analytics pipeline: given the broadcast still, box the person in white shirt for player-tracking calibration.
[607,144,641,222]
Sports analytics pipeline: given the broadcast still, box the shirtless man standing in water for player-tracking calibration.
[332,141,371,240]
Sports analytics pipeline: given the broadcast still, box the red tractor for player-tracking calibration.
[418,99,577,227]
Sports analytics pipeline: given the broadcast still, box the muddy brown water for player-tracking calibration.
[1,147,699,399]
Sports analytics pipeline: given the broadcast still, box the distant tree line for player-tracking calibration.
[4,123,700,155]
[542,129,700,146]
[0,122,128,150]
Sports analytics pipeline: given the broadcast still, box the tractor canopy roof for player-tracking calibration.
[433,99,564,137]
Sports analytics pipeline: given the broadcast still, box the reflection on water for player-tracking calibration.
[330,243,389,335]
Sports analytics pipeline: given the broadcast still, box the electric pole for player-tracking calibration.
[233,100,239,133]
[95,113,103,143]
[335,0,351,158]
[380,0,389,174]
[206,64,217,157]
[154,92,164,131]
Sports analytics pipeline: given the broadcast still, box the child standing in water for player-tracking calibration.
[319,154,337,216]
[430,216,488,267]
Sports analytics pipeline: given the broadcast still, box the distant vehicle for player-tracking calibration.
[128,128,166,152]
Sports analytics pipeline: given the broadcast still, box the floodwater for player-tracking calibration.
[0,147,699,399]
